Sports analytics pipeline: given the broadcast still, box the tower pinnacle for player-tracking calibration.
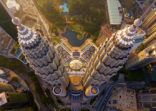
[12,17,21,26]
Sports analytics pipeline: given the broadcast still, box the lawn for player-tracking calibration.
[8,93,29,103]
[34,0,107,38]
[0,83,15,93]
[0,55,29,74]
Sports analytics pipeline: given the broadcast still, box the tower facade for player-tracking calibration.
[83,19,142,94]
[126,8,156,70]
[142,8,156,30]
[0,26,14,55]
[143,8,156,46]
[12,17,69,97]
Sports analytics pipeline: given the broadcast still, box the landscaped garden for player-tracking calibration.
[34,0,106,40]
[35,0,66,31]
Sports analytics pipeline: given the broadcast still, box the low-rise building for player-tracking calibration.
[107,86,138,111]
[0,69,7,79]
[0,92,7,106]
[106,0,123,26]
[0,69,8,84]
[137,89,156,111]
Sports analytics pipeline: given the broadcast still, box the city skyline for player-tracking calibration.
[0,0,156,111]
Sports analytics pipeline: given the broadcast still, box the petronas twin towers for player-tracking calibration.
[12,16,141,102]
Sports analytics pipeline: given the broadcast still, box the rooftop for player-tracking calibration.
[0,92,7,106]
[0,69,5,75]
[108,86,138,111]
[107,0,122,25]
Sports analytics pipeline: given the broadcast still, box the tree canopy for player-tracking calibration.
[36,0,66,30]
[68,0,106,36]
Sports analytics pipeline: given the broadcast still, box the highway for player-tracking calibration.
[94,83,115,111]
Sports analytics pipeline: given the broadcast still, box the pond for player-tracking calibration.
[60,2,89,47]
[62,30,89,47]
[60,3,69,13]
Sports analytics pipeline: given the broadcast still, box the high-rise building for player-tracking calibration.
[12,17,69,97]
[142,8,156,34]
[142,8,156,47]
[0,0,145,109]
[126,6,156,70]
[126,41,156,69]
[0,26,14,55]
[135,0,155,10]
[11,17,142,109]
[0,2,18,41]
[83,19,142,96]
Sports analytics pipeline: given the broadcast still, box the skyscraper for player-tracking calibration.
[0,26,14,55]
[12,15,142,95]
[142,8,156,46]
[12,17,69,97]
[0,0,146,109]
[126,7,156,70]
[83,19,142,96]
[142,8,156,31]
[126,40,156,70]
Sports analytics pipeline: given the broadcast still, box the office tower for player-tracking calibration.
[83,19,142,96]
[0,26,14,55]
[142,8,156,31]
[12,17,69,97]
[143,8,156,46]
[126,40,156,69]
[126,7,156,69]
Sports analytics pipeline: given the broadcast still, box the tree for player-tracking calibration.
[11,76,19,82]
[68,0,106,36]
[36,0,66,30]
